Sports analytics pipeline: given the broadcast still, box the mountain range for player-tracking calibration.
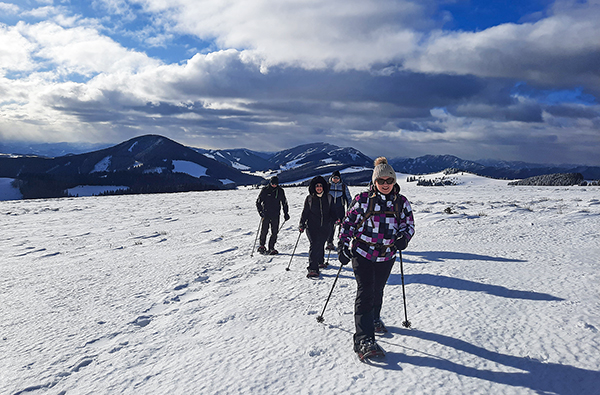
[1,134,599,199]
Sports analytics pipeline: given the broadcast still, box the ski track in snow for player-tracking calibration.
[1,178,600,394]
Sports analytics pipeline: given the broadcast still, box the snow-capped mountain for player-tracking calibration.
[391,155,600,180]
[390,155,487,175]
[0,141,111,158]
[197,148,272,172]
[0,135,263,199]
[268,142,373,183]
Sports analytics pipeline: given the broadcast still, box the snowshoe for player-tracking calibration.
[257,246,268,255]
[306,269,320,278]
[318,262,328,269]
[374,319,388,334]
[268,249,279,255]
[355,338,385,362]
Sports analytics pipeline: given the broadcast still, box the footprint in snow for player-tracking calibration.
[174,283,188,291]
[214,246,239,255]
[132,315,152,327]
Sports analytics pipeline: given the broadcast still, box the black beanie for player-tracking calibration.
[332,170,341,178]
[270,176,279,185]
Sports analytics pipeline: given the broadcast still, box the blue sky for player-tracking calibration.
[1,0,599,165]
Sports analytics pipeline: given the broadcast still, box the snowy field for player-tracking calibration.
[1,173,599,394]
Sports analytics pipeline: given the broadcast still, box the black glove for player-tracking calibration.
[284,213,290,221]
[299,224,305,233]
[394,234,408,251]
[337,244,353,266]
[258,210,265,218]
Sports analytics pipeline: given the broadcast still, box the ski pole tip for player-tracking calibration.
[316,316,324,323]
[402,320,412,328]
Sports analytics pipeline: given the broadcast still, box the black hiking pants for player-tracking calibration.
[306,224,329,271]
[352,254,395,347]
[326,202,345,244]
[259,215,280,250]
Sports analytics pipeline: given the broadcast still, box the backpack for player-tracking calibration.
[356,193,402,230]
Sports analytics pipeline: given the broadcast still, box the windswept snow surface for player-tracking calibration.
[2,175,600,394]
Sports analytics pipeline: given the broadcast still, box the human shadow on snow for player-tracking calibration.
[391,251,562,301]
[388,273,564,301]
[401,250,526,263]
[383,328,600,395]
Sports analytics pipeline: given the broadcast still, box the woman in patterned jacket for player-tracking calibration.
[337,157,415,359]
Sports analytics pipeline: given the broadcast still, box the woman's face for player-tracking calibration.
[315,183,324,194]
[375,176,394,194]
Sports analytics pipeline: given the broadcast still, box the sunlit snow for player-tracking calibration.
[91,156,112,173]
[2,174,599,394]
[172,160,207,178]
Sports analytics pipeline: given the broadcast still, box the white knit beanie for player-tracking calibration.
[372,157,397,183]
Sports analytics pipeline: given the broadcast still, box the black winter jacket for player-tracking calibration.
[256,185,289,218]
[300,176,337,229]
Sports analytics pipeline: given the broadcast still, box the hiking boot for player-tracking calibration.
[257,245,267,255]
[325,242,335,251]
[268,249,279,255]
[354,337,376,354]
[374,319,388,334]
[318,262,328,269]
[355,337,384,360]
[306,269,320,278]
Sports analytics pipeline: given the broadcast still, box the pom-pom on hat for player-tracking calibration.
[372,157,396,184]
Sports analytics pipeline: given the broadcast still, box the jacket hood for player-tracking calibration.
[308,175,330,196]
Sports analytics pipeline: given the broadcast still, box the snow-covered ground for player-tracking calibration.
[2,174,599,394]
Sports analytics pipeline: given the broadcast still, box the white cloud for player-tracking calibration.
[0,2,19,14]
[126,0,427,70]
[0,24,37,73]
[403,2,600,92]
[17,21,160,76]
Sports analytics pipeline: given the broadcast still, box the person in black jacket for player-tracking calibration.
[299,176,337,278]
[256,176,290,255]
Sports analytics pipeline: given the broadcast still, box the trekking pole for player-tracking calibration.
[285,231,302,271]
[278,219,287,234]
[316,263,344,323]
[250,218,263,257]
[399,251,412,328]
[324,222,340,267]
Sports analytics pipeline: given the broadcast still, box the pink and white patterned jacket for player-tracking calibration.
[339,185,415,262]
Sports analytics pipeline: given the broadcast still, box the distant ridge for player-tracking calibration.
[1,136,599,200]
[0,135,263,199]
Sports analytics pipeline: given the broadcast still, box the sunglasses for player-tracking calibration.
[375,178,395,185]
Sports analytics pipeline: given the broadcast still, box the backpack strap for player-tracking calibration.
[356,194,402,230]
[356,194,376,230]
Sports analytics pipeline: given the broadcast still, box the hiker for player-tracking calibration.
[337,157,415,359]
[299,176,337,278]
[256,176,290,255]
[326,170,353,251]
